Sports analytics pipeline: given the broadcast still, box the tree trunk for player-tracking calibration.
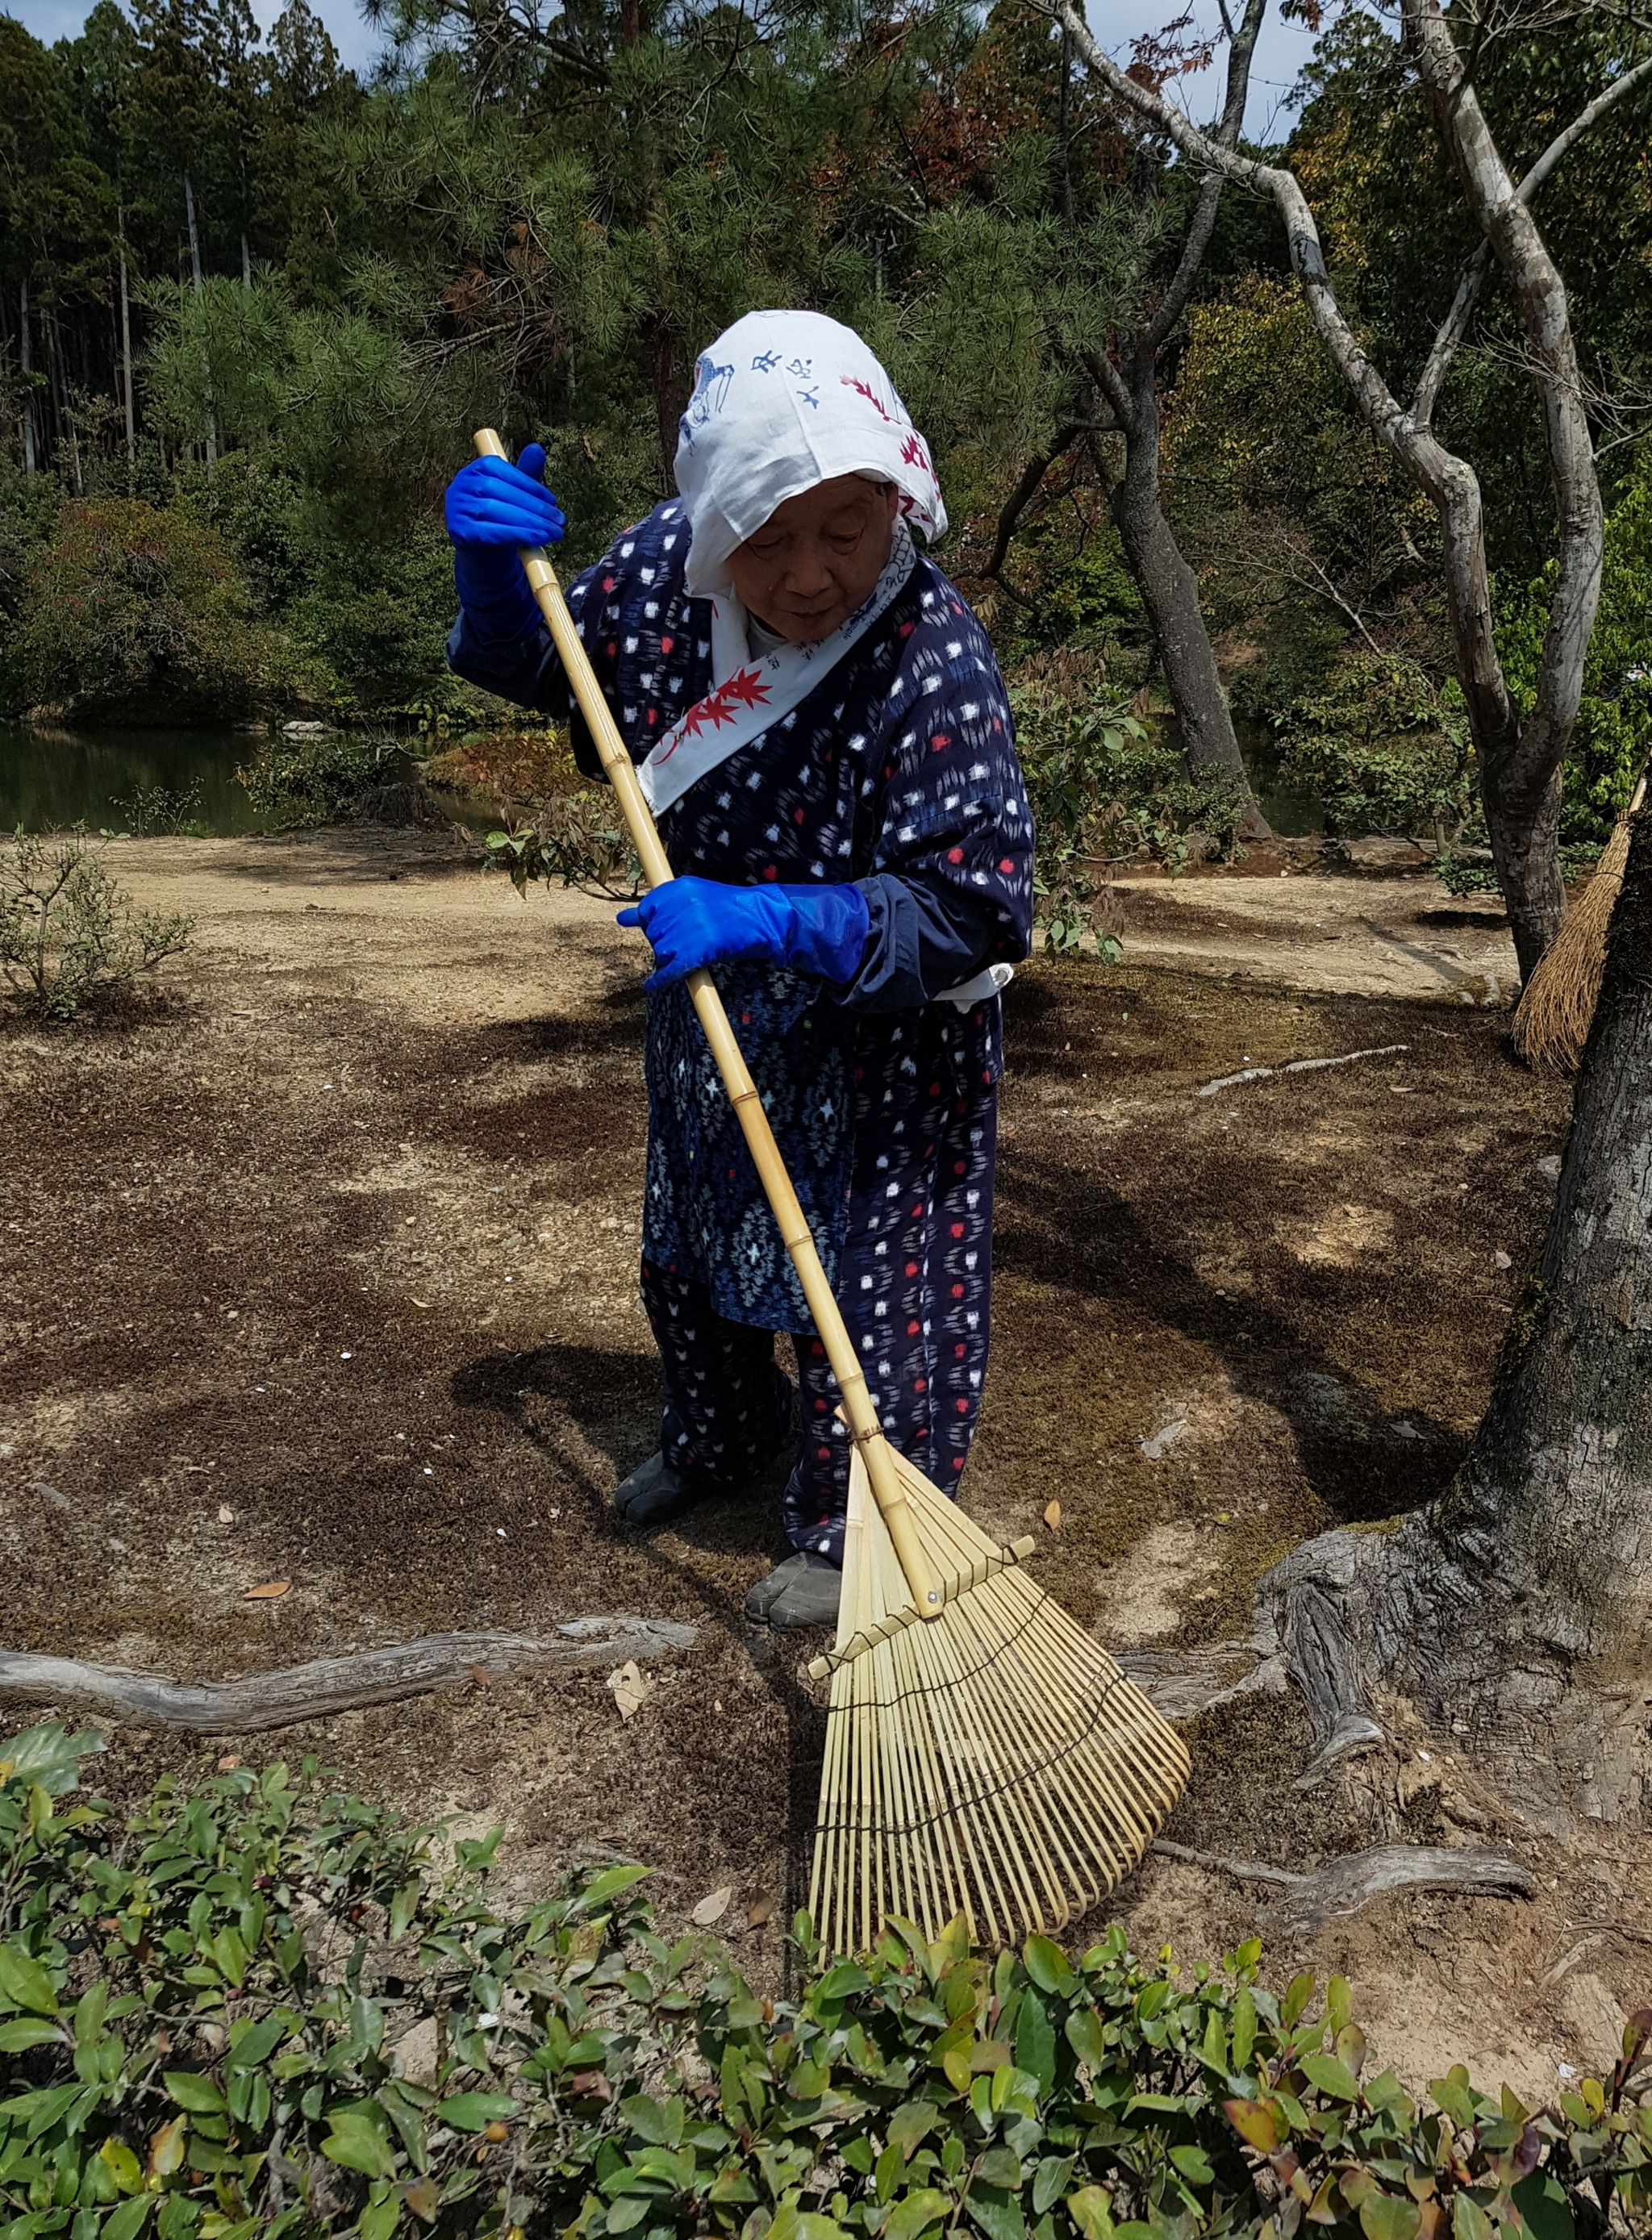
[1055,0,1625,982]
[119,213,136,486]
[19,281,35,477]
[1257,808,1652,1826]
[183,172,218,469]
[1111,362,1262,820]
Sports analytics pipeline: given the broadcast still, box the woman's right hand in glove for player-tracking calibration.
[444,442,565,643]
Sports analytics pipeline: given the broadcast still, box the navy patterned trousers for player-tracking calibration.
[638,1081,997,1563]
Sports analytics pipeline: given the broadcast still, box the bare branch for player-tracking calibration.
[1412,239,1491,432]
[1081,344,1136,436]
[1409,42,1652,429]
[985,416,1101,578]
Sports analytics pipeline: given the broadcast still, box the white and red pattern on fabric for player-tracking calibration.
[638,519,919,819]
[672,308,946,602]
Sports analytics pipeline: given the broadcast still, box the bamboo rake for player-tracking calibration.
[1512,774,1647,1078]
[477,428,1190,1950]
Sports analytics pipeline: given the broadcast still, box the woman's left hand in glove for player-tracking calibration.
[618,877,870,991]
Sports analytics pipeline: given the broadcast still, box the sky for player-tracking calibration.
[10,0,1321,130]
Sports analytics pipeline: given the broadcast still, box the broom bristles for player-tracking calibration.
[808,1448,1190,1955]
[1512,809,1636,1078]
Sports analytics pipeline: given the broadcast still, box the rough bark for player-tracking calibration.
[1252,811,1652,1826]
[1053,0,1631,982]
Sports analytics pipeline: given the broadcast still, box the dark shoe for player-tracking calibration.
[611,1450,711,1526]
[744,1550,842,1629]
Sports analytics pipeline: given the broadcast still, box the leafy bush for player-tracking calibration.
[110,783,207,840]
[1497,448,1652,853]
[0,829,194,1020]
[10,1724,1646,2240]
[484,790,640,900]
[236,735,403,829]
[1275,656,1475,841]
[1011,674,1249,955]
[15,499,271,726]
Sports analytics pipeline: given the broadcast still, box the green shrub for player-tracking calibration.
[1274,655,1475,841]
[3,1723,1650,2240]
[0,828,194,1020]
[236,734,399,828]
[15,498,271,726]
[1498,447,1652,852]
[2,1724,1650,2240]
[1011,675,1249,955]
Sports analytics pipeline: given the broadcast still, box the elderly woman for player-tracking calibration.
[444,310,1032,1629]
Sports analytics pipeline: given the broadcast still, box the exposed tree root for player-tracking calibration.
[0,1617,697,1733]
[1152,1836,1534,1929]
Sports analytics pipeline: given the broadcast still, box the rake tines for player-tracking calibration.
[808,1448,1190,1955]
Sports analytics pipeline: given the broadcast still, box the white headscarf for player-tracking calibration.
[674,308,947,599]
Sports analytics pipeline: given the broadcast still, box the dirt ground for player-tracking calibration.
[3,829,1645,2100]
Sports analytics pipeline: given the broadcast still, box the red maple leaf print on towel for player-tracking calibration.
[841,375,893,422]
[664,666,771,753]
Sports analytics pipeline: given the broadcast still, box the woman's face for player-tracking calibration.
[726,474,899,644]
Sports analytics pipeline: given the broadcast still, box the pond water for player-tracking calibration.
[0,721,277,836]
[0,714,1325,839]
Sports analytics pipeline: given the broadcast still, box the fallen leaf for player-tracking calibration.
[216,1755,241,1773]
[483,2121,509,2144]
[411,1299,432,1310]
[607,1660,649,1720]
[470,1665,490,1688]
[692,1885,734,1926]
[746,1893,775,1928]
[1492,1249,1512,1270]
[403,2178,440,2225]
[243,1580,290,1600]
[217,1504,234,1524]
[1043,1500,1062,1533]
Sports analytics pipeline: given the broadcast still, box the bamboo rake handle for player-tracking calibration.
[473,429,942,1619]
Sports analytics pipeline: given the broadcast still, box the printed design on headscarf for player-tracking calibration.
[671,308,947,601]
[681,355,735,444]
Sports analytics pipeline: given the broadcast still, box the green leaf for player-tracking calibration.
[1511,2174,1575,2240]
[620,2094,684,2148]
[1015,1990,1057,2094]
[437,2092,519,2134]
[888,2104,937,2163]
[1067,2188,1116,2240]
[1281,1973,1315,2029]
[0,2020,60,2052]
[1430,2069,1478,2129]
[1065,2009,1108,2073]
[1358,2196,1420,2240]
[965,2183,1024,2240]
[1327,1976,1351,2034]
[1023,1939,1075,1999]
[1169,2147,1214,2188]
[322,2110,398,2180]
[1032,2157,1074,2216]
[103,2196,152,2240]
[816,1963,872,2002]
[886,2192,950,2240]
[227,2017,285,2071]
[360,2196,400,2240]
[574,1865,650,1912]
[978,2149,1023,2189]
[163,2072,227,2116]
[1452,2196,1494,2240]
[1299,2054,1362,2104]
[0,1946,59,2018]
[389,1882,421,1941]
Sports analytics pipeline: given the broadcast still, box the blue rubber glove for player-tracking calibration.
[617,878,871,992]
[445,442,565,645]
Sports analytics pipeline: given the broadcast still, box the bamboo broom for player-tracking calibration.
[1512,773,1646,1078]
[475,429,1190,1950]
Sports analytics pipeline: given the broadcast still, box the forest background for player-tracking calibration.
[2,0,1650,870]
